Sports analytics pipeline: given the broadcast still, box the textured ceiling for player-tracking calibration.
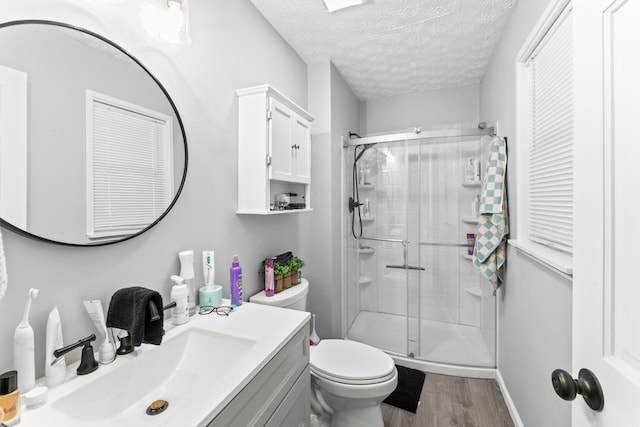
[250,0,516,100]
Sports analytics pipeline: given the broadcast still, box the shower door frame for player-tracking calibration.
[342,124,499,378]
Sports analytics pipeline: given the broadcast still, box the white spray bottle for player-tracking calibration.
[14,288,39,393]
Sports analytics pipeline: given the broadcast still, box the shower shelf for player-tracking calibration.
[465,287,483,298]
[461,253,474,261]
[358,247,375,255]
[358,183,375,191]
[361,216,375,222]
[461,217,479,224]
[462,181,481,188]
[358,276,373,285]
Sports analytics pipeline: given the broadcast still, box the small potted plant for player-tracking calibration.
[274,261,290,293]
[288,256,305,285]
[281,261,294,289]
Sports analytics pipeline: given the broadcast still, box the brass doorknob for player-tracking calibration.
[551,368,604,411]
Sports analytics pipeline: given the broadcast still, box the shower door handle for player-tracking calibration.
[385,264,425,271]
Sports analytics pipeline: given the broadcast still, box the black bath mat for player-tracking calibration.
[383,365,426,413]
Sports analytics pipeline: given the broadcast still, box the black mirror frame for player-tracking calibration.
[0,19,188,247]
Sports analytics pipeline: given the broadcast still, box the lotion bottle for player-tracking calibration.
[230,255,243,306]
[170,275,189,325]
[14,288,38,394]
[45,307,66,387]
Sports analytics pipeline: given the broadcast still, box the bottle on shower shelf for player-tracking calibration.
[363,199,370,218]
[471,194,481,218]
[465,157,480,183]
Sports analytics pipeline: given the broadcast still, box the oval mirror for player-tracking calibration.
[0,20,187,246]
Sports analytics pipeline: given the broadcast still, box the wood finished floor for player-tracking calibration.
[381,372,515,427]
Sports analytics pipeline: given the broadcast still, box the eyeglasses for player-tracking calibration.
[199,305,235,316]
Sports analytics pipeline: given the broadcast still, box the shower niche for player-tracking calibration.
[344,125,497,372]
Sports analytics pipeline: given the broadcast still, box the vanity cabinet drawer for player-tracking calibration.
[207,323,310,426]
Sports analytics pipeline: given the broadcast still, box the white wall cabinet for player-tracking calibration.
[236,85,313,214]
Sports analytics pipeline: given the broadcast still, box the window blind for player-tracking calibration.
[527,7,573,253]
[88,99,172,238]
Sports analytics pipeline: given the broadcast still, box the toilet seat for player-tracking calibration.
[310,340,396,385]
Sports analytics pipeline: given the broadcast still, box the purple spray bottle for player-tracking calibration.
[230,255,243,306]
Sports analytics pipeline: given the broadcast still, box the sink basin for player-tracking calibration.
[51,328,255,424]
[21,302,309,426]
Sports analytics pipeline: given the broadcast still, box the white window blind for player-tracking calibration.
[87,92,173,239]
[527,7,573,253]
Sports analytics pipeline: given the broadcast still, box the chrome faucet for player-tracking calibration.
[53,334,98,375]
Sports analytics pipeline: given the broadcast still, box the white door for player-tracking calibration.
[572,0,640,425]
[291,115,310,183]
[269,97,294,181]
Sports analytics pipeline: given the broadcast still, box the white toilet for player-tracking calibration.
[250,279,398,427]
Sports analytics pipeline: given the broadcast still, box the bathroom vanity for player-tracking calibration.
[20,302,310,426]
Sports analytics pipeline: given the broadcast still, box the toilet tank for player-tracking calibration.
[249,278,309,311]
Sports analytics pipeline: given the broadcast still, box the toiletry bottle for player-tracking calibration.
[265,258,275,297]
[473,158,481,182]
[363,198,370,218]
[14,288,38,394]
[465,157,475,183]
[359,165,365,184]
[230,255,243,306]
[178,250,196,316]
[83,300,115,365]
[45,307,66,387]
[170,275,189,325]
[471,193,481,218]
[0,371,20,425]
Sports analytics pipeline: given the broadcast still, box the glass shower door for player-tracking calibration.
[345,138,412,357]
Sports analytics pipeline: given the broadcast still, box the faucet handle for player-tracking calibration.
[53,334,99,375]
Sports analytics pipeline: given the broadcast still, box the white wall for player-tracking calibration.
[359,85,480,135]
[304,62,359,339]
[0,0,309,376]
[480,0,573,426]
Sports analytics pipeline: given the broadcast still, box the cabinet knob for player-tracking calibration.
[291,144,300,150]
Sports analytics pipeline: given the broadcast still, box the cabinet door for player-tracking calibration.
[292,115,310,184]
[269,98,294,181]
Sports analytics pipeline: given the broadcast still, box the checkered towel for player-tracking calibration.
[473,137,509,291]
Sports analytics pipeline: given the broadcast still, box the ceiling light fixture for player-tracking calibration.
[319,0,368,13]
[159,0,192,46]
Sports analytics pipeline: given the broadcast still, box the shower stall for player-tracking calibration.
[343,124,497,375]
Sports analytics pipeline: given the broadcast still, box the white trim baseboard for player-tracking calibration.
[496,369,525,427]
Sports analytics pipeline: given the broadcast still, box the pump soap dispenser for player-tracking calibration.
[14,288,39,394]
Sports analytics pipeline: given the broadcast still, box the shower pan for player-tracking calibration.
[343,124,497,376]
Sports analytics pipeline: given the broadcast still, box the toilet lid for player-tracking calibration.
[310,340,396,384]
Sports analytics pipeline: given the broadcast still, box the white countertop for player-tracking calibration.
[20,301,310,426]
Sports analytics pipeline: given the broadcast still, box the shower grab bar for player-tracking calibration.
[385,264,426,271]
